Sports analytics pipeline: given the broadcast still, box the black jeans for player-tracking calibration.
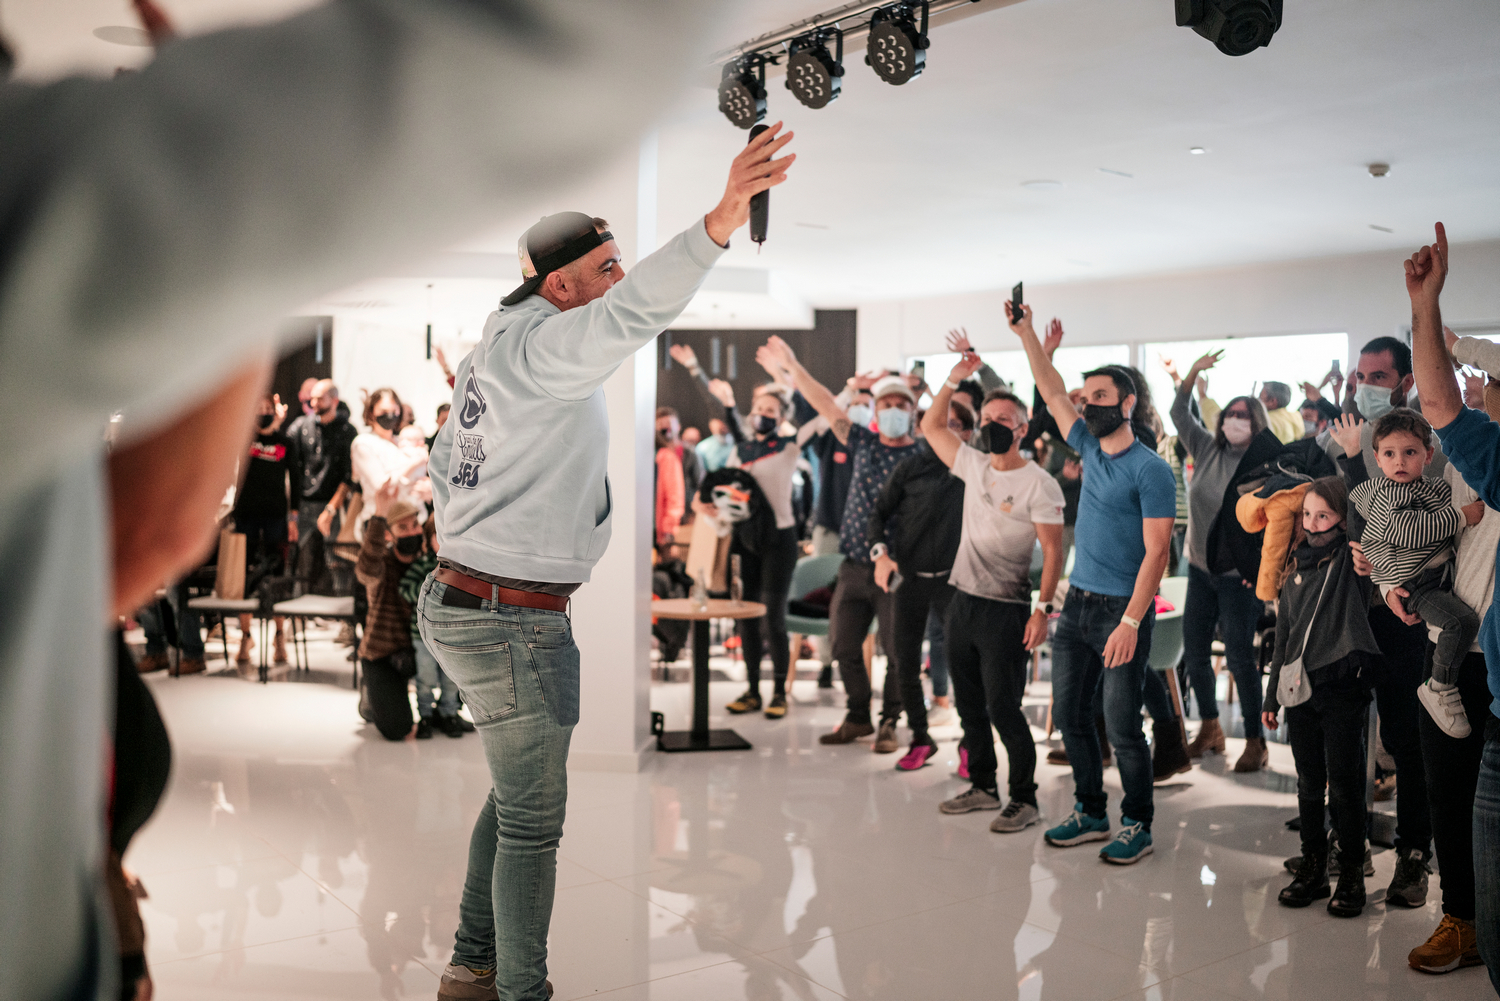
[891,574,955,742]
[363,654,413,741]
[1182,565,1264,738]
[1367,604,1433,856]
[1285,665,1371,861]
[946,591,1037,805]
[737,528,799,694]
[1421,649,1488,920]
[830,561,900,725]
[1404,566,1481,688]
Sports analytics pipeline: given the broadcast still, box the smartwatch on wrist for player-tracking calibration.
[869,543,888,561]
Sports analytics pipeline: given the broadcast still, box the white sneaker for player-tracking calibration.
[1418,680,1471,739]
[939,787,1001,814]
[989,800,1041,833]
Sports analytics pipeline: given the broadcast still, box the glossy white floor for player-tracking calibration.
[126,626,1493,1001]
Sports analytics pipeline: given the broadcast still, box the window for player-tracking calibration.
[1140,333,1349,428]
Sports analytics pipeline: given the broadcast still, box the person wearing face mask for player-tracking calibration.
[696,417,736,473]
[1010,301,1176,865]
[349,387,426,543]
[229,392,303,666]
[920,361,1066,833]
[1261,477,1383,918]
[653,407,688,546]
[1170,352,1282,772]
[356,481,427,741]
[689,375,804,718]
[761,336,922,751]
[1319,337,1448,479]
[290,378,358,549]
[868,399,975,769]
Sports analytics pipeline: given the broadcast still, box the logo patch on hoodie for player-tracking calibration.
[451,432,487,490]
[459,369,488,430]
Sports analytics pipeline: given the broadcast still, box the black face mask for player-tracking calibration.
[1306,527,1343,549]
[374,413,401,432]
[753,414,779,435]
[1083,403,1127,439]
[257,414,274,430]
[976,422,1014,455]
[394,534,424,557]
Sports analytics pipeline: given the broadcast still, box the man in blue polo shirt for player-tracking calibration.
[1010,302,1175,864]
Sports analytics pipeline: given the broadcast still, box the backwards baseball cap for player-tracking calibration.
[870,375,917,405]
[501,212,614,307]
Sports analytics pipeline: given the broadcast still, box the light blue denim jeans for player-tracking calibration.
[417,577,577,1001]
[413,636,460,718]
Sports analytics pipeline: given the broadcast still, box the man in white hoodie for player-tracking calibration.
[419,126,795,1001]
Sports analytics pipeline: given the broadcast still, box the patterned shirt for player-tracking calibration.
[1349,474,1460,587]
[838,424,920,563]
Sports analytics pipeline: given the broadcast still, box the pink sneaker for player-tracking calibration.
[957,745,970,780]
[896,741,938,771]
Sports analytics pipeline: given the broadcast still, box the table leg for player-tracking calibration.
[656,617,752,752]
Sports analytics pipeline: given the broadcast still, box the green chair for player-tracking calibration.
[785,553,844,640]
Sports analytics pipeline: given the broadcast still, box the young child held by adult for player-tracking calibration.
[1336,410,1479,738]
[1262,477,1382,917]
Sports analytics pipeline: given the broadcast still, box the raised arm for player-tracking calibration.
[1006,303,1077,443]
[1409,222,1461,429]
[1169,351,1222,458]
[921,350,985,468]
[759,336,853,444]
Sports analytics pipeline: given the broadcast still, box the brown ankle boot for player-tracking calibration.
[1186,718,1226,758]
[1234,736,1269,773]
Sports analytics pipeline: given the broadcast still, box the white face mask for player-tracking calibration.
[876,407,912,439]
[1355,382,1396,421]
[846,404,873,429]
[1221,416,1253,447]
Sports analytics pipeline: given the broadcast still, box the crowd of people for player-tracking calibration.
[635,229,1497,980]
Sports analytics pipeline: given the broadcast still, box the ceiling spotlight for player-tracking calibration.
[1189,146,1207,154]
[1368,162,1391,177]
[786,30,844,109]
[718,56,767,129]
[866,3,928,86]
[1175,0,1282,56]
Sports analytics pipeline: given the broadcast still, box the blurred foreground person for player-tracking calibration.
[0,2,729,998]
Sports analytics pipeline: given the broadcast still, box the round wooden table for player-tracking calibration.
[653,599,766,752]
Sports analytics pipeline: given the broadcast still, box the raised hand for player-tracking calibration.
[1189,349,1223,376]
[945,328,974,355]
[707,379,736,408]
[1004,300,1034,335]
[1464,372,1485,408]
[851,370,882,392]
[270,394,288,431]
[705,123,797,247]
[947,351,984,385]
[1042,318,1065,358]
[1159,354,1181,384]
[373,478,401,519]
[1300,380,1322,402]
[668,343,699,370]
[1329,413,1363,457]
[1404,222,1448,306]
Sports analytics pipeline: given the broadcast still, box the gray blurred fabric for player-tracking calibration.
[0,2,728,997]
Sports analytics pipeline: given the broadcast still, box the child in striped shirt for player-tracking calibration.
[1346,409,1479,738]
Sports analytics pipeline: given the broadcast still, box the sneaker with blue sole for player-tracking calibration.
[1044,803,1111,846]
[1099,817,1153,864]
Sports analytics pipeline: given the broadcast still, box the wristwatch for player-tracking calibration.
[1038,602,1054,615]
[869,543,888,561]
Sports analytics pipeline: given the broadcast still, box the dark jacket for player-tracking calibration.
[867,440,964,576]
[1207,431,1335,581]
[234,429,303,519]
[287,402,358,503]
[698,467,778,556]
[355,516,415,661]
[1263,532,1380,715]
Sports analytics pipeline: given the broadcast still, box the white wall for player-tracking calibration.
[857,238,1500,372]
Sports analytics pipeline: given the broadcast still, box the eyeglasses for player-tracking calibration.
[1224,410,1252,420]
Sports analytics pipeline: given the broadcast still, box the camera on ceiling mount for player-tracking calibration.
[1176,0,1283,56]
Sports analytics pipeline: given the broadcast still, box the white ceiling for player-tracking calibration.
[4,0,1499,319]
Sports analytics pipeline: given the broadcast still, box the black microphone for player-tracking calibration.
[747,123,769,250]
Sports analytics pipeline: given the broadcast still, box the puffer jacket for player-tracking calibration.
[1237,483,1311,600]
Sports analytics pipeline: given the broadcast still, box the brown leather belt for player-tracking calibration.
[434,567,569,613]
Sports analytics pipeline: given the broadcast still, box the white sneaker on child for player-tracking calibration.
[1418,680,1471,739]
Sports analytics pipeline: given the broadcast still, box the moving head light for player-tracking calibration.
[1176,0,1282,56]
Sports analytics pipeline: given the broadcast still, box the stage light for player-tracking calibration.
[718,57,767,129]
[865,3,928,86]
[785,30,843,109]
[1176,0,1282,57]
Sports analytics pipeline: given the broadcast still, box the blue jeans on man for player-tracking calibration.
[417,577,576,1001]
[1051,587,1156,827]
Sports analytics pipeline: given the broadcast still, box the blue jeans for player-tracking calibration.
[1051,587,1156,827]
[139,581,204,658]
[417,578,577,1001]
[413,637,460,718]
[1475,717,1500,994]
[1182,565,1263,738]
[924,606,949,698]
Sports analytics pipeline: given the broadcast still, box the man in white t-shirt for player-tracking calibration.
[920,351,1065,834]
